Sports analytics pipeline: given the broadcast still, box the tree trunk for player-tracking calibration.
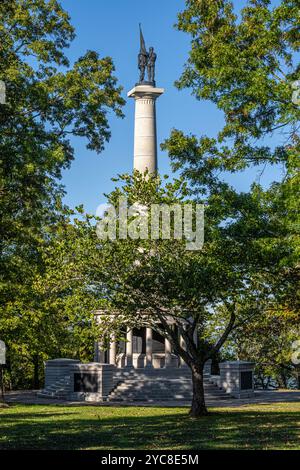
[278,368,288,389]
[189,363,208,417]
[33,354,40,390]
[0,366,4,402]
[5,350,12,391]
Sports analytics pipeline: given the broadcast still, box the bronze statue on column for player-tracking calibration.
[138,25,156,86]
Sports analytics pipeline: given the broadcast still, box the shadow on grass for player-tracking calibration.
[0,404,299,450]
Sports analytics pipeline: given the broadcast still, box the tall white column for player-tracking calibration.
[94,341,99,362]
[109,334,117,365]
[128,85,164,174]
[145,327,153,368]
[165,337,172,368]
[94,341,106,363]
[126,329,133,367]
[94,312,106,363]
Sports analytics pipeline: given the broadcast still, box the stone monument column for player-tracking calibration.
[94,340,106,363]
[128,85,164,174]
[109,334,117,365]
[126,329,133,367]
[145,327,153,367]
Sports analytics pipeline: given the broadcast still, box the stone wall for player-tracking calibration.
[44,358,80,388]
[219,361,255,398]
[41,359,115,401]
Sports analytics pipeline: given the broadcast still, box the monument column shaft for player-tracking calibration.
[128,85,164,175]
[109,334,117,365]
[94,340,106,363]
[134,97,157,173]
[145,327,153,367]
[126,329,133,367]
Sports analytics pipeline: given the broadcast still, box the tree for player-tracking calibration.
[227,181,300,389]
[45,171,294,417]
[160,0,300,393]
[232,306,300,389]
[0,209,106,389]
[0,0,125,387]
[0,0,125,285]
[162,0,300,186]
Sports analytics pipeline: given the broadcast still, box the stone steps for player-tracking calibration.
[37,376,70,399]
[108,368,229,402]
[37,392,68,399]
[38,366,229,403]
[109,390,227,396]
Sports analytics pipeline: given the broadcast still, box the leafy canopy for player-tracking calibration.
[162,0,300,184]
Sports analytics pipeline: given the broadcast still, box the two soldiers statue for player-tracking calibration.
[138,25,156,85]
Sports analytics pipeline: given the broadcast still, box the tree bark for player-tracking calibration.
[0,366,5,402]
[189,363,208,417]
[278,368,288,389]
[33,354,40,390]
[5,350,12,391]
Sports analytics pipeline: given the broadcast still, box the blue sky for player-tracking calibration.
[60,0,284,214]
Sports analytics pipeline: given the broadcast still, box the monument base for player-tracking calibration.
[219,361,255,398]
[38,359,115,401]
[136,80,156,87]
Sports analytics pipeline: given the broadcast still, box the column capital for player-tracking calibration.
[127,84,164,99]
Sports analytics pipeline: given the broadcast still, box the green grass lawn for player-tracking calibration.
[0,402,299,450]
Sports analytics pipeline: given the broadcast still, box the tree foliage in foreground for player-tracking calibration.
[42,171,297,416]
[161,0,300,392]
[0,0,125,388]
[162,0,300,185]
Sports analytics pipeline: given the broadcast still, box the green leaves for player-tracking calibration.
[0,0,125,387]
[164,0,300,178]
[0,0,125,286]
